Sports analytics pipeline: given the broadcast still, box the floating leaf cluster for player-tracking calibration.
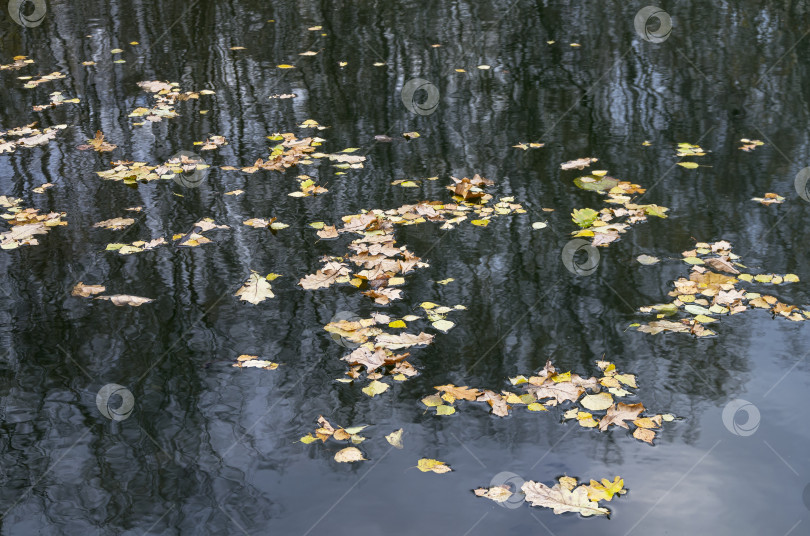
[71,283,153,306]
[0,123,67,154]
[476,474,626,517]
[634,240,806,336]
[32,91,80,111]
[0,198,67,249]
[300,177,524,303]
[324,312,434,389]
[570,171,668,247]
[19,71,65,89]
[129,80,215,123]
[421,360,675,444]
[1,56,34,71]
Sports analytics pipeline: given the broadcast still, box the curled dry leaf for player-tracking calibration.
[233,354,279,370]
[93,217,135,230]
[561,157,598,170]
[94,295,154,306]
[385,428,404,449]
[72,282,105,297]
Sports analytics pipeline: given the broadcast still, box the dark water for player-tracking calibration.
[1,1,809,534]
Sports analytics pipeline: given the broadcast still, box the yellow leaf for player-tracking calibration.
[362,380,389,397]
[677,162,699,169]
[580,392,614,411]
[277,64,295,69]
[416,458,452,473]
[388,320,407,328]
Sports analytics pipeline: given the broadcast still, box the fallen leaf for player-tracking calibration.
[72,282,105,297]
[417,458,452,473]
[385,429,404,448]
[521,480,609,516]
[334,447,366,462]
[235,271,276,304]
[95,295,153,306]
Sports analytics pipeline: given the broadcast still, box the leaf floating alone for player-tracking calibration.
[751,192,784,206]
[532,222,548,230]
[637,254,660,265]
[334,447,366,463]
[416,458,452,473]
[233,354,279,370]
[93,217,135,230]
[677,162,700,169]
[94,295,153,306]
[77,130,117,152]
[72,282,105,297]
[235,271,276,304]
[561,157,598,171]
[31,183,54,194]
[403,131,420,140]
[385,428,404,448]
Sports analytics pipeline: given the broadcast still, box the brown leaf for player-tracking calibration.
[71,282,106,297]
[598,403,644,431]
[704,256,740,274]
[435,384,482,401]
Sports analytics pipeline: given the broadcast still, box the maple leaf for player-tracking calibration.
[77,130,117,152]
[342,347,387,373]
[521,480,609,516]
[598,403,645,431]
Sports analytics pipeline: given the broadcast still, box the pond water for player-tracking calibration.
[1,1,809,534]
